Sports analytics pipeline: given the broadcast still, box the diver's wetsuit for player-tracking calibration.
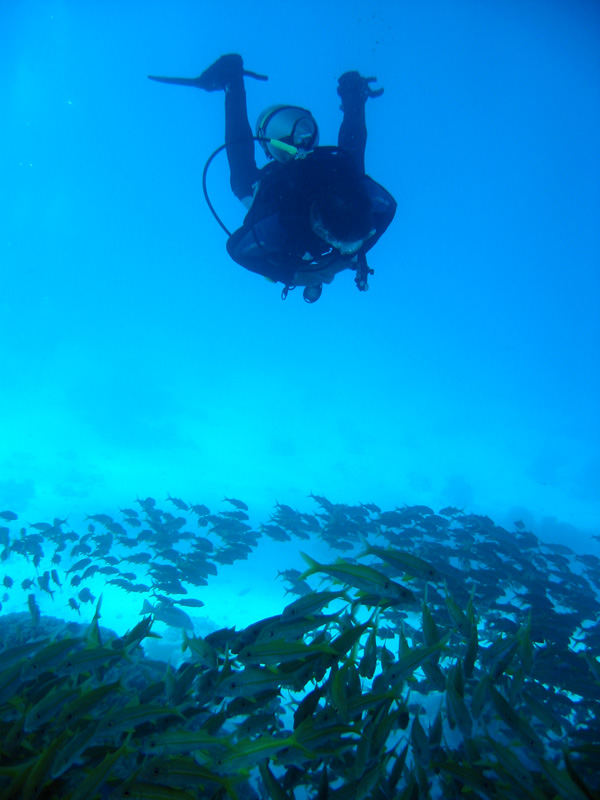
[223,75,396,289]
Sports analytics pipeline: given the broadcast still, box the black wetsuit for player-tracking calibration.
[223,76,396,289]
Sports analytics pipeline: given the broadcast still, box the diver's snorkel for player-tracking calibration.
[268,139,300,159]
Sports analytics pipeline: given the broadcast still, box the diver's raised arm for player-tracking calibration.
[337,71,384,174]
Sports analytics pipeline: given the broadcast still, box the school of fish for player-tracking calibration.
[0,495,599,799]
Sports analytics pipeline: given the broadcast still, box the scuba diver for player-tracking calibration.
[148,53,397,303]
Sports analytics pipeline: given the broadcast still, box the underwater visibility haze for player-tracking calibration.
[1,1,599,798]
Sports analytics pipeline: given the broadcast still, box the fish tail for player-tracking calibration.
[299,552,321,579]
[357,535,372,558]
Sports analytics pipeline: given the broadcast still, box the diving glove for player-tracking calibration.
[337,71,384,108]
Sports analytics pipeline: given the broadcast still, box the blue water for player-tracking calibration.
[1,0,599,571]
[1,8,600,800]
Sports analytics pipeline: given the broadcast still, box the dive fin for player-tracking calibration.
[244,69,269,82]
[147,74,207,87]
[147,68,268,89]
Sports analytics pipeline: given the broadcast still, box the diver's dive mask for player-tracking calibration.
[256,105,319,162]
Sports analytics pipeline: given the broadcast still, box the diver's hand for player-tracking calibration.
[337,71,384,106]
